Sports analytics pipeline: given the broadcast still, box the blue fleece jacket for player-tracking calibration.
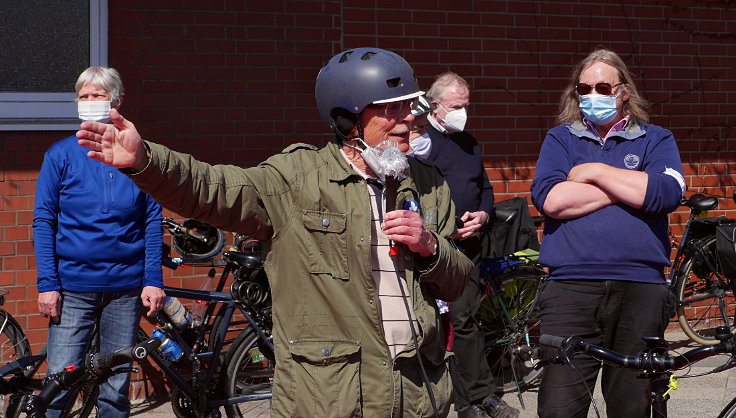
[530,120,685,283]
[33,135,163,293]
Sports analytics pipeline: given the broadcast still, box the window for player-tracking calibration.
[0,0,108,131]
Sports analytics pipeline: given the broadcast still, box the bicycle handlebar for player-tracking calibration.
[26,338,161,417]
[163,217,209,243]
[538,334,736,373]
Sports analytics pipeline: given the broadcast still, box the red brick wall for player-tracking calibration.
[1,0,735,361]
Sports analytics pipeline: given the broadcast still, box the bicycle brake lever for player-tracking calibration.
[111,366,138,374]
[712,357,736,374]
[533,355,567,370]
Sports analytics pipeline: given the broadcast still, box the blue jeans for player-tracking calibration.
[46,288,142,418]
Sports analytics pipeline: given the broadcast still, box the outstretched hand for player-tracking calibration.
[76,108,149,170]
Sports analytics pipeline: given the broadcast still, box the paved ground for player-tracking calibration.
[131,331,736,417]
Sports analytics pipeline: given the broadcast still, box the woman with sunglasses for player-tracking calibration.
[530,48,686,418]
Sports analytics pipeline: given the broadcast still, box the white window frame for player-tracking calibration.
[0,0,108,131]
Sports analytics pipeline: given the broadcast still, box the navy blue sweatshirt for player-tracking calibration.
[426,125,494,218]
[530,120,685,283]
[33,136,163,293]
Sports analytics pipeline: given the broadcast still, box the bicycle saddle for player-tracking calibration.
[685,193,718,212]
[223,251,263,270]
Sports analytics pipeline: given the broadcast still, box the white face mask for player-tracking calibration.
[78,100,112,123]
[357,140,409,182]
[409,133,431,158]
[438,103,467,133]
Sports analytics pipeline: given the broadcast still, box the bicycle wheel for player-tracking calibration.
[6,345,100,418]
[676,236,736,345]
[223,331,273,418]
[479,267,545,393]
[60,383,100,417]
[0,310,31,416]
[718,395,736,418]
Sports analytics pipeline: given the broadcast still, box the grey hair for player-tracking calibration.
[426,72,470,103]
[557,48,649,125]
[74,67,125,108]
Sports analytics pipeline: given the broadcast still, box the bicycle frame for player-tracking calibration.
[668,210,730,291]
[140,285,272,416]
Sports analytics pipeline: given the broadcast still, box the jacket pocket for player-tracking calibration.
[302,210,348,280]
[106,169,138,210]
[288,339,361,418]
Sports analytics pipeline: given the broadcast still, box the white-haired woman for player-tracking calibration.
[33,67,165,417]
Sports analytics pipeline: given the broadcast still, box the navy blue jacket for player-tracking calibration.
[426,125,494,218]
[33,136,163,292]
[530,120,685,283]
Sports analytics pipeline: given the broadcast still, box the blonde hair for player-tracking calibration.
[75,67,125,108]
[557,48,649,125]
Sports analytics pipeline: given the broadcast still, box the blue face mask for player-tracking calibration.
[579,94,620,125]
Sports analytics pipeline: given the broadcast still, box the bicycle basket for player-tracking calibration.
[172,219,226,262]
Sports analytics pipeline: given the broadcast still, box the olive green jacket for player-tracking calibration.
[130,140,473,417]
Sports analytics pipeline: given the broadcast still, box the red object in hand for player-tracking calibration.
[64,365,76,372]
[389,246,399,256]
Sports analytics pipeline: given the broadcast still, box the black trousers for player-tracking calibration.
[449,236,495,409]
[537,279,675,418]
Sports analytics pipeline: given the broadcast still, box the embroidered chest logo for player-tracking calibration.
[624,154,640,169]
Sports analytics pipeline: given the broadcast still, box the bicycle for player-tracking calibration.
[22,337,161,418]
[0,288,100,417]
[668,192,736,345]
[139,282,273,418]
[143,218,274,418]
[478,248,548,403]
[537,327,736,418]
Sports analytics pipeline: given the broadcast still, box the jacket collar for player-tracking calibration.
[324,141,360,182]
[567,118,646,144]
[323,140,420,200]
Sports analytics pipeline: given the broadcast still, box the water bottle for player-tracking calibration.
[163,296,192,328]
[152,329,184,362]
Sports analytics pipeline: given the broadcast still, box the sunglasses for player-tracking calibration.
[576,82,625,96]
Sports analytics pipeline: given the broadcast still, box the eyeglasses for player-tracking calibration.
[370,98,419,118]
[576,82,625,96]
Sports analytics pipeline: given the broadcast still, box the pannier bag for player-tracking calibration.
[715,219,736,281]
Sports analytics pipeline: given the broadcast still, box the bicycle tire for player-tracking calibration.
[479,266,546,393]
[676,235,736,345]
[718,395,736,418]
[222,331,273,418]
[0,310,32,416]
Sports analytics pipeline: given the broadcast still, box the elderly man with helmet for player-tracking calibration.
[76,48,473,417]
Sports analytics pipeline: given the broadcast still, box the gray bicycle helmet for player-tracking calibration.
[315,47,424,133]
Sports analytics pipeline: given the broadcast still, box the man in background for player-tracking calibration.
[426,72,517,418]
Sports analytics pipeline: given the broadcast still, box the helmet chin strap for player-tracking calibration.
[335,116,368,150]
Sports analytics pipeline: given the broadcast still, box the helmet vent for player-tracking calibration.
[361,52,376,60]
[339,51,354,63]
[386,77,401,88]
